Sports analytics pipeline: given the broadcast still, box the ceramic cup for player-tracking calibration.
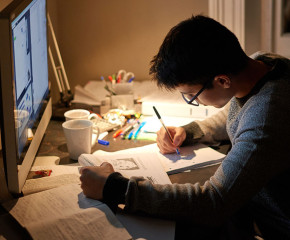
[62,119,96,160]
[64,109,100,134]
[64,109,97,121]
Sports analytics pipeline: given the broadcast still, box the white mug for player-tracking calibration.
[64,109,97,121]
[62,119,97,160]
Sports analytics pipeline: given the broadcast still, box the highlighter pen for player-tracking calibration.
[127,129,135,140]
[113,129,123,138]
[121,123,139,139]
[152,106,180,155]
[98,139,109,145]
[134,121,146,139]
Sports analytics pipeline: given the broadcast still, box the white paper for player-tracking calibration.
[94,143,225,174]
[79,151,171,185]
[30,164,81,176]
[3,184,131,240]
[141,115,195,133]
[22,174,81,195]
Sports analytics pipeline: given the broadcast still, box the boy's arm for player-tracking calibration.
[182,101,230,146]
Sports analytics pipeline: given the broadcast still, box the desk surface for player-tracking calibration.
[39,120,229,184]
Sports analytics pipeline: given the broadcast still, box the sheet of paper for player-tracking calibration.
[3,184,131,240]
[141,115,195,133]
[92,151,171,184]
[157,144,225,173]
[22,174,81,195]
[23,165,82,195]
[30,164,81,176]
[94,143,225,174]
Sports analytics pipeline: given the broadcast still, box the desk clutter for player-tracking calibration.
[71,73,223,120]
[71,69,139,114]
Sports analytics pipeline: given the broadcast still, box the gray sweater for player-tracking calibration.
[109,53,290,238]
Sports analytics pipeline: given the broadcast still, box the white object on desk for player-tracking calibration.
[99,143,225,174]
[3,184,131,240]
[111,94,134,110]
[141,115,194,133]
[140,87,222,118]
[62,120,95,160]
[80,151,171,185]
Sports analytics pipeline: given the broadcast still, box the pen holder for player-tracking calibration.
[111,94,134,110]
[112,82,133,95]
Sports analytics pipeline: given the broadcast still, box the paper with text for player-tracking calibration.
[93,143,225,174]
[80,151,171,185]
[3,184,131,240]
[22,165,81,195]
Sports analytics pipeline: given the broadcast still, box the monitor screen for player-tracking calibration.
[11,0,48,158]
[0,0,52,194]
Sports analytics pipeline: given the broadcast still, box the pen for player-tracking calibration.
[113,129,123,138]
[127,129,134,140]
[128,76,135,83]
[134,121,146,139]
[104,85,116,95]
[101,76,106,84]
[152,106,180,155]
[117,75,121,83]
[98,139,110,145]
[121,122,139,139]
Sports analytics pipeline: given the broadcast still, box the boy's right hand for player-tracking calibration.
[156,126,186,154]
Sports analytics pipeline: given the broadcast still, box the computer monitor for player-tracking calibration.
[0,0,51,195]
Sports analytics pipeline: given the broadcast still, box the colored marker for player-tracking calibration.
[98,139,109,145]
[113,129,123,138]
[117,74,121,83]
[127,129,134,140]
[128,76,135,83]
[153,106,180,155]
[121,123,139,139]
[134,122,146,139]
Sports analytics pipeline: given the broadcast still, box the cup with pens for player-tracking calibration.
[103,69,135,110]
[112,70,134,95]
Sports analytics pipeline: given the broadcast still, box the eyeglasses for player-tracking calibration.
[181,79,212,106]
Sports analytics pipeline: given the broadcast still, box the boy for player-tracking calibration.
[80,15,290,239]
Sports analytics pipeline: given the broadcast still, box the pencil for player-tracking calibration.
[152,106,180,155]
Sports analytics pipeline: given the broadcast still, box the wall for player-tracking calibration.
[245,0,261,56]
[47,0,208,103]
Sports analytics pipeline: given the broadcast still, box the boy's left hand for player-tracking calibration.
[79,162,115,200]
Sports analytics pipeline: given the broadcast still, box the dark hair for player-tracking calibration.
[150,15,249,90]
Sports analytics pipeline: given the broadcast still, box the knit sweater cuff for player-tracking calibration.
[182,121,204,146]
[103,172,129,212]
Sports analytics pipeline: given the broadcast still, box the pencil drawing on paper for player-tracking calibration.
[111,158,139,170]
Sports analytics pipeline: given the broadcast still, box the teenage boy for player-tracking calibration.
[80,15,290,239]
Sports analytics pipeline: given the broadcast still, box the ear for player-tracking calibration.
[213,75,231,88]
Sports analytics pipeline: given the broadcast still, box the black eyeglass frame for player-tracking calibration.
[181,79,212,106]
